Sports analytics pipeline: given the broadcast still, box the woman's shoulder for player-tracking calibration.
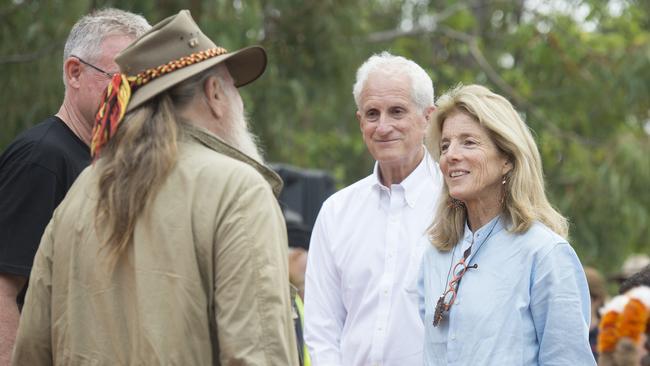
[510,221,570,255]
[527,221,567,242]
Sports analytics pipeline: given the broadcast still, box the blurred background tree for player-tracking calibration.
[1,0,648,274]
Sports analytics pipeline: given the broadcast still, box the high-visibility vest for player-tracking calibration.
[294,294,311,366]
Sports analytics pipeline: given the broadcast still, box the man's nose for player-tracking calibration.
[375,114,393,134]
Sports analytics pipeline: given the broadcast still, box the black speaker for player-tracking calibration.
[270,163,336,230]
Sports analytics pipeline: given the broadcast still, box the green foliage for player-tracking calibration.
[1,0,648,277]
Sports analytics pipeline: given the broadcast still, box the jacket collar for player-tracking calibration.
[181,123,283,197]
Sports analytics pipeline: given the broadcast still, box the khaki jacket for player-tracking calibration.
[12,124,298,365]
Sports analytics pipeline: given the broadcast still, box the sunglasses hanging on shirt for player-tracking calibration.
[433,246,477,327]
[432,217,501,327]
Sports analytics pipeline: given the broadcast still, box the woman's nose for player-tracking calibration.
[445,142,461,160]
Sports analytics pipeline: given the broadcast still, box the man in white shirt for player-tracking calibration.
[304,52,443,366]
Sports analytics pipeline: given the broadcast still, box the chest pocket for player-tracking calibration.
[404,237,428,294]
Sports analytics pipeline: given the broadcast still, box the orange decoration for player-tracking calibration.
[618,299,649,342]
[597,311,620,353]
[132,47,228,87]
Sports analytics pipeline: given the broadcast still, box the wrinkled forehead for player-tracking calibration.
[440,110,482,134]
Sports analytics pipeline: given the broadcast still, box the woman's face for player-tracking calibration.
[439,111,511,212]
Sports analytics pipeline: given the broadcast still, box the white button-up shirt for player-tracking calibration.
[304,150,443,366]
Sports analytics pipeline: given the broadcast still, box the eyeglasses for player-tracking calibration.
[71,55,115,79]
[433,246,477,327]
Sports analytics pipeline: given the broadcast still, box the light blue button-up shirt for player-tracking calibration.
[418,216,596,365]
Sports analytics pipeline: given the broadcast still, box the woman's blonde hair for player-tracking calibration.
[94,65,223,265]
[426,84,568,251]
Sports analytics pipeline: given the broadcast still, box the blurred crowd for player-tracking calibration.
[586,255,650,365]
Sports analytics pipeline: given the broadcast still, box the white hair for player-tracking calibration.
[170,65,265,163]
[352,51,434,112]
[62,8,150,83]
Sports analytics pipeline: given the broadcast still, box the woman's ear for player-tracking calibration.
[503,159,514,175]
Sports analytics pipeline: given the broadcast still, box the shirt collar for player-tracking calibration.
[371,146,432,208]
[461,214,506,251]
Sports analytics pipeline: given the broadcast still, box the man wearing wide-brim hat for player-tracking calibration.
[13,10,298,365]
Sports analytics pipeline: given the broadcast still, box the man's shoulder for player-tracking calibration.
[179,141,268,186]
[333,172,374,196]
[320,173,375,211]
[2,118,53,159]
[0,117,88,170]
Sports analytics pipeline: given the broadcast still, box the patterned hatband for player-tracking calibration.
[130,46,229,86]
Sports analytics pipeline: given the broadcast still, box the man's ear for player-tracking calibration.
[356,110,363,132]
[204,75,225,119]
[63,58,83,89]
[424,106,435,124]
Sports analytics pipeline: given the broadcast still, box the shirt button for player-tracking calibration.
[451,334,456,340]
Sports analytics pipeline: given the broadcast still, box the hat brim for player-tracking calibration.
[125,45,266,112]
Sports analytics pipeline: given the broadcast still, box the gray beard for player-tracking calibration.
[226,110,264,164]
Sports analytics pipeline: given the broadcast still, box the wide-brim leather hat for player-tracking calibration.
[115,9,267,112]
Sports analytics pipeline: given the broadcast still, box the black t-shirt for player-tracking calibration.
[0,116,90,282]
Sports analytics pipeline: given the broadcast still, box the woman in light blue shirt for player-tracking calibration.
[418,84,595,365]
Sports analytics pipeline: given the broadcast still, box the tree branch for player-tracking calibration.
[438,25,528,109]
[367,2,467,43]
